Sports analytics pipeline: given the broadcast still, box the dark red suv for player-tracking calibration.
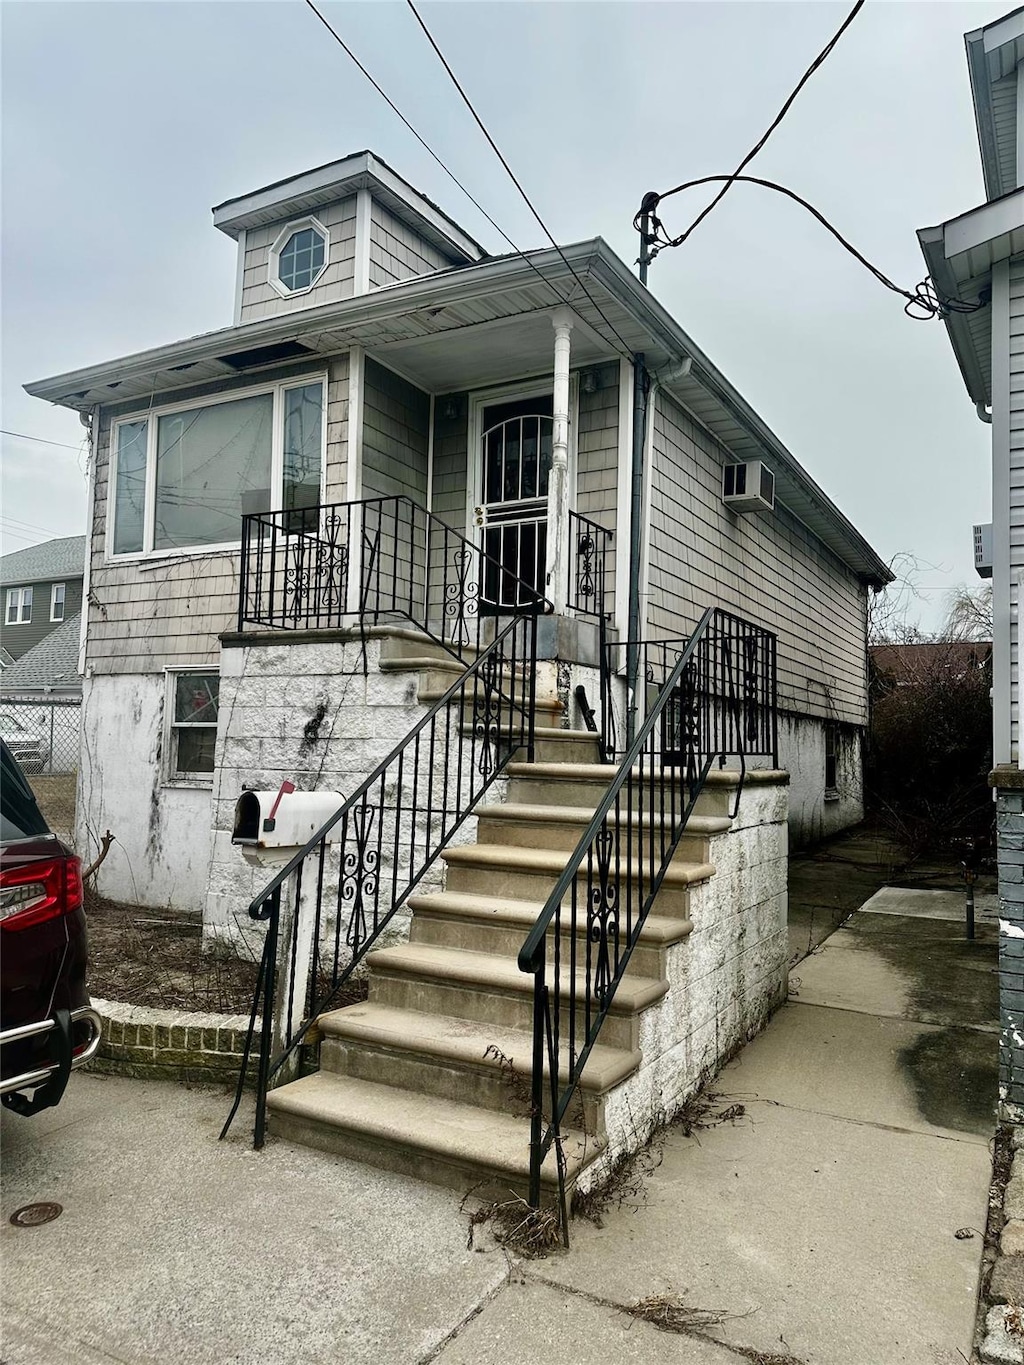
[1,738,100,1115]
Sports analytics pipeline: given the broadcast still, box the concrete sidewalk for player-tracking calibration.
[2,879,998,1365]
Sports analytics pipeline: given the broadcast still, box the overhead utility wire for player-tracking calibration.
[403,0,637,364]
[659,0,864,252]
[302,0,628,356]
[642,174,985,320]
[1,429,84,451]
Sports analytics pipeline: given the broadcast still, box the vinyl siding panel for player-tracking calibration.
[239,198,358,323]
[1006,259,1024,751]
[574,363,620,621]
[992,72,1019,197]
[86,355,350,673]
[1,578,84,659]
[648,390,868,727]
[369,200,458,289]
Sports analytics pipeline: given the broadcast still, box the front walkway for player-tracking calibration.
[1,834,998,1365]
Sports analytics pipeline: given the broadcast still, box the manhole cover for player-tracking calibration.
[9,1202,62,1227]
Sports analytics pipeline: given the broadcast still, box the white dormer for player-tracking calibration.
[212,150,487,324]
[966,9,1024,201]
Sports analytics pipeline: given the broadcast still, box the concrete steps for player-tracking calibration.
[265,639,728,1201]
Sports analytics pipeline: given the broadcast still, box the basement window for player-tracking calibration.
[168,672,219,780]
[109,375,325,558]
[824,723,839,799]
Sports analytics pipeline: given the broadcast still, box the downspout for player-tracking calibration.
[78,406,98,679]
[626,354,648,743]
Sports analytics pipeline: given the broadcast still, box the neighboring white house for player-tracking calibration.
[25,152,892,1194]
[917,8,1024,1121]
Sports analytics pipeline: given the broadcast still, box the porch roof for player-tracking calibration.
[25,238,892,587]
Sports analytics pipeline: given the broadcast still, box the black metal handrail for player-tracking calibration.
[567,511,612,621]
[238,495,550,661]
[222,610,540,1147]
[516,606,777,1230]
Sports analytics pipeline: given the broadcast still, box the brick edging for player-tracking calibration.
[85,997,258,1086]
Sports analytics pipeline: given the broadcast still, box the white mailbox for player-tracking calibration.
[232,786,345,865]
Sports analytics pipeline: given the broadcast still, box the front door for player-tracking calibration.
[479,394,553,610]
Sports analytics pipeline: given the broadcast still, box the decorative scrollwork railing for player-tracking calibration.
[238,494,548,661]
[567,511,612,621]
[517,607,777,1231]
[221,609,541,1148]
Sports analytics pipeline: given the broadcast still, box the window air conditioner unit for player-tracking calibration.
[723,461,775,513]
[974,523,993,579]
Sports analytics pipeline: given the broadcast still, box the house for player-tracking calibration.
[917,7,1024,1124]
[0,614,83,698]
[0,535,85,662]
[870,640,993,687]
[26,151,890,1200]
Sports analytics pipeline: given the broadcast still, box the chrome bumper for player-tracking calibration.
[0,1006,102,1097]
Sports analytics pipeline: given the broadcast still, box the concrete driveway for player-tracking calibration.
[3,881,997,1365]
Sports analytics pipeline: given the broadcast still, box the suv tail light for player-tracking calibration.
[0,855,83,931]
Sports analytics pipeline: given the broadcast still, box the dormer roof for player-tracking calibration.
[212,150,487,265]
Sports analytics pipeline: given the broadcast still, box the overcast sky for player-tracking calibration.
[1,0,1006,630]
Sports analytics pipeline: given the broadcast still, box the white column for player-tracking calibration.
[546,308,573,613]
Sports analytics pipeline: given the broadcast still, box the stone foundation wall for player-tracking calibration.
[578,775,790,1189]
[994,771,1024,1123]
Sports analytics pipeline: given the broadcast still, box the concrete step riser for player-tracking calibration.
[442,861,694,919]
[368,971,640,1053]
[318,1035,598,1133]
[408,913,669,979]
[475,816,711,864]
[266,1107,568,1202]
[507,776,731,819]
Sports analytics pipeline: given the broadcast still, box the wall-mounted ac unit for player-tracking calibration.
[974,523,993,579]
[723,461,775,513]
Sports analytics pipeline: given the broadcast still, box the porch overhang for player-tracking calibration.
[26,237,891,588]
[917,187,1024,408]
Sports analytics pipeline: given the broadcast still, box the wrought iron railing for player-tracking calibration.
[567,511,612,621]
[516,607,777,1232]
[222,610,540,1148]
[238,495,548,660]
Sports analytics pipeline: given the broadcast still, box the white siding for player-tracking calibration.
[1007,258,1024,754]
[992,71,1019,196]
[648,390,869,728]
[369,200,458,288]
[85,355,350,674]
[239,198,357,322]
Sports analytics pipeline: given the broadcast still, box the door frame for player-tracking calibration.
[465,374,579,544]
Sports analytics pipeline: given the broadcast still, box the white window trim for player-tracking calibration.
[106,373,328,563]
[268,215,330,299]
[50,582,66,622]
[5,587,32,624]
[162,666,220,787]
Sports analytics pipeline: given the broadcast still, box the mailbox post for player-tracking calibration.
[232,785,345,1087]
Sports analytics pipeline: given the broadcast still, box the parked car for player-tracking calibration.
[0,708,50,773]
[1,738,100,1115]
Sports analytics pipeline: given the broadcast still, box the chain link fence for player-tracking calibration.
[1,695,81,843]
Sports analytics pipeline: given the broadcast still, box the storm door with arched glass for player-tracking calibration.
[477,394,554,610]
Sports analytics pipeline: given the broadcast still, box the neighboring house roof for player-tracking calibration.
[0,535,86,588]
[0,613,82,692]
[24,237,893,588]
[212,150,487,264]
[966,6,1024,202]
[918,188,1024,407]
[870,640,992,683]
